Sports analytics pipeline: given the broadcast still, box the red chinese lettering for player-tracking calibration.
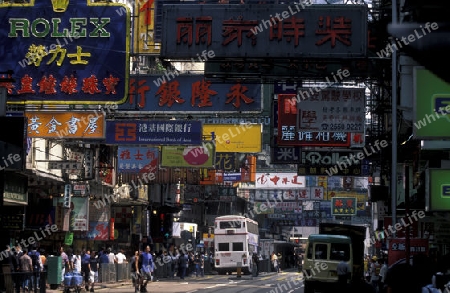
[315,16,352,48]
[225,84,254,108]
[103,74,120,94]
[346,199,354,208]
[82,75,101,94]
[139,0,155,25]
[222,19,258,47]
[119,150,131,160]
[334,199,343,207]
[129,79,150,108]
[156,80,185,107]
[60,75,78,94]
[0,79,15,94]
[17,74,35,94]
[269,175,280,185]
[134,149,144,160]
[195,17,212,45]
[177,17,193,45]
[37,74,57,94]
[270,16,305,46]
[191,80,218,107]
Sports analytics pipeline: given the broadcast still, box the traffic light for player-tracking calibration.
[63,184,72,208]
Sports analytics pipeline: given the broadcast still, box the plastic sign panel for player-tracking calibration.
[161,4,367,58]
[25,111,105,139]
[428,169,450,212]
[1,0,130,105]
[414,67,450,139]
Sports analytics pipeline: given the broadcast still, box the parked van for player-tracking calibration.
[303,234,353,293]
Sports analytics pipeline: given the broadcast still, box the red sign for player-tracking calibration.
[383,216,419,238]
[388,238,428,266]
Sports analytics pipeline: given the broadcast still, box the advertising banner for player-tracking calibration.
[1,0,130,104]
[203,124,262,153]
[133,0,160,54]
[161,144,215,168]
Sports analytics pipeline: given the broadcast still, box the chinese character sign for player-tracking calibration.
[161,4,367,58]
[296,88,366,133]
[25,111,105,139]
[122,75,261,112]
[276,96,351,147]
[106,120,202,145]
[1,0,130,104]
[255,172,305,188]
[133,0,160,54]
[331,197,357,216]
[118,147,159,173]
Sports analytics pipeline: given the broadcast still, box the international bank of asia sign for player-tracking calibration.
[0,0,130,105]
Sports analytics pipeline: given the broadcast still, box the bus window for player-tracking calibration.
[232,242,244,251]
[330,243,350,261]
[220,221,242,229]
[307,243,313,259]
[218,243,229,251]
[315,244,328,260]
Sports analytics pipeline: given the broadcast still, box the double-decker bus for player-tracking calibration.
[214,215,259,275]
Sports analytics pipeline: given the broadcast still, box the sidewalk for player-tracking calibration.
[45,281,133,293]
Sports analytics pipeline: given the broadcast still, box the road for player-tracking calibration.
[46,270,305,293]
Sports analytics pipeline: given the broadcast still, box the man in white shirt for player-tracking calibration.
[107,248,115,264]
[115,249,127,264]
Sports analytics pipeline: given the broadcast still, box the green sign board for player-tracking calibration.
[414,67,450,138]
[428,169,450,212]
[331,197,357,216]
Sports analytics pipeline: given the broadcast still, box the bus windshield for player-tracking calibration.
[219,221,242,229]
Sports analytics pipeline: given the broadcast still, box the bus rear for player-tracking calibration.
[214,216,258,275]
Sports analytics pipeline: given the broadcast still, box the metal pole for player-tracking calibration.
[391,0,398,238]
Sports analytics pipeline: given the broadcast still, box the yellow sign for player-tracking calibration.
[133,0,160,54]
[203,124,262,153]
[25,111,105,139]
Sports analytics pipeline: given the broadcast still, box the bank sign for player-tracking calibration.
[0,0,130,104]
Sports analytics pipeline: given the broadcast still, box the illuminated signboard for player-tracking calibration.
[161,4,367,59]
[1,0,130,104]
[122,75,261,112]
[25,111,105,139]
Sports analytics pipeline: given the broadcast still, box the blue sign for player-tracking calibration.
[434,96,450,114]
[118,147,159,173]
[122,75,261,112]
[442,185,450,197]
[1,0,130,104]
[105,120,203,145]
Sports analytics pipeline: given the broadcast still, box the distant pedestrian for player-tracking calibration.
[337,254,351,293]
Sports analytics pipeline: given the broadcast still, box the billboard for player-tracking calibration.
[161,4,367,58]
[122,75,262,112]
[25,111,105,139]
[1,0,130,104]
[414,67,450,139]
[105,120,202,145]
[331,197,357,216]
[161,144,215,168]
[203,124,262,153]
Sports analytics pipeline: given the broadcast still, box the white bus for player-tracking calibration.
[214,215,259,275]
